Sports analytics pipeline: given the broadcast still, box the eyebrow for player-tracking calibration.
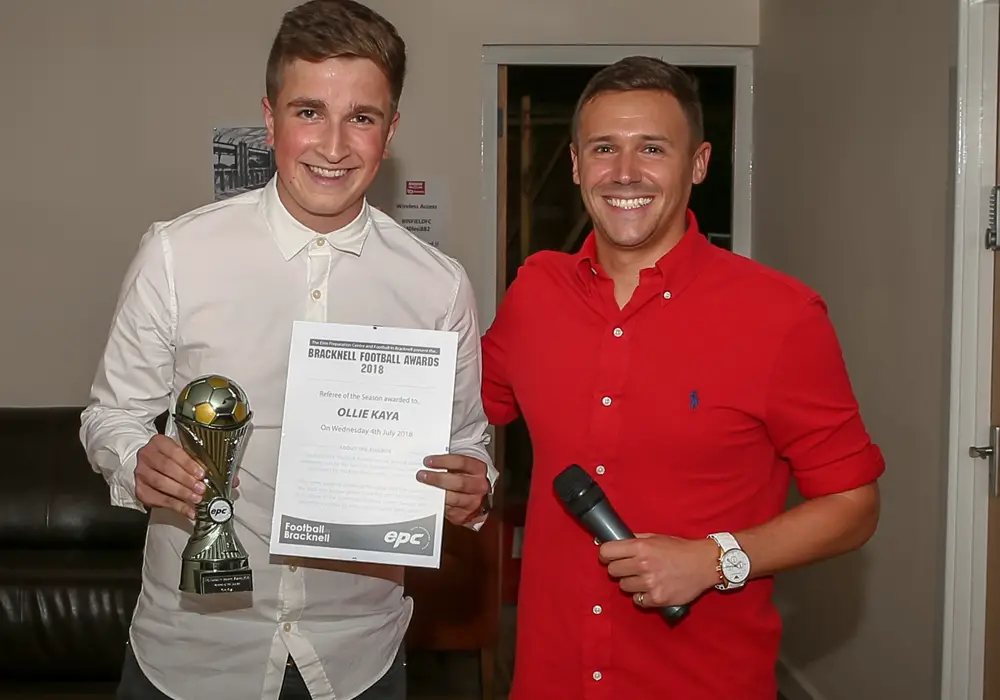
[585,133,673,146]
[287,97,327,111]
[347,102,386,120]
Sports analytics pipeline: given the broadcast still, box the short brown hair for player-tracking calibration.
[265,0,407,112]
[571,56,704,147]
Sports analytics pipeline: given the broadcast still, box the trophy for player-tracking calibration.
[173,374,254,595]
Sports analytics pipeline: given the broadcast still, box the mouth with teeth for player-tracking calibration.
[306,164,352,182]
[604,196,654,210]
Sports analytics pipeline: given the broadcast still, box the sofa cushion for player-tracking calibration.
[0,407,149,549]
[0,548,143,681]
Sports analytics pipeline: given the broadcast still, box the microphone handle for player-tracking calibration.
[579,504,691,627]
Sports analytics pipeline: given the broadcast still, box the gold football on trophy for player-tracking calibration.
[175,375,251,429]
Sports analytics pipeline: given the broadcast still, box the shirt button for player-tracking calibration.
[288,565,297,572]
[602,396,612,406]
[613,327,623,337]
[316,238,326,246]
[593,671,603,681]
[283,622,292,632]
[593,605,602,614]
[663,291,672,299]
[596,465,606,475]
[311,289,322,300]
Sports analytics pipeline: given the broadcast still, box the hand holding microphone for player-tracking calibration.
[554,465,721,626]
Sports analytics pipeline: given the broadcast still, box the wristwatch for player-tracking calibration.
[708,532,751,591]
[477,491,493,517]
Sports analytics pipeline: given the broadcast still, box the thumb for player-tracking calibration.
[635,533,654,539]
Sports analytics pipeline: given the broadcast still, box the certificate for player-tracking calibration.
[268,321,458,568]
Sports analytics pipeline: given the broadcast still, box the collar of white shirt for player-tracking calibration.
[259,177,373,260]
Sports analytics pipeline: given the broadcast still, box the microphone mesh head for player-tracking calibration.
[553,464,599,506]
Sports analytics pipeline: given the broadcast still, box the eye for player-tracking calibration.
[297,109,319,120]
[643,145,664,154]
[594,144,614,154]
[351,114,376,125]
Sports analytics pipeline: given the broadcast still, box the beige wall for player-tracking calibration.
[0,1,959,698]
[0,0,758,407]
[754,1,956,699]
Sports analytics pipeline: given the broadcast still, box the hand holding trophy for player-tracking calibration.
[172,375,255,595]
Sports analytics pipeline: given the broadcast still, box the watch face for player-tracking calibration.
[721,549,750,583]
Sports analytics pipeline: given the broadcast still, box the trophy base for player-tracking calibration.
[180,559,254,595]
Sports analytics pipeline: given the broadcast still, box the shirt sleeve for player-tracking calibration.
[481,275,521,427]
[79,224,176,512]
[764,296,885,499]
[445,265,498,496]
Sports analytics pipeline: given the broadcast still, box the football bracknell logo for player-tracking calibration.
[405,180,425,195]
[690,391,699,409]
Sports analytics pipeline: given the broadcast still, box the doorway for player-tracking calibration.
[481,45,754,611]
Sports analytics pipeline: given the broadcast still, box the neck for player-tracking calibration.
[276,179,365,234]
[595,213,688,307]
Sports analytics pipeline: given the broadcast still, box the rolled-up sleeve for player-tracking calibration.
[80,224,176,511]
[764,296,885,499]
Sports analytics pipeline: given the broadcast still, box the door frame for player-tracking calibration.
[944,1,1000,698]
[478,44,754,327]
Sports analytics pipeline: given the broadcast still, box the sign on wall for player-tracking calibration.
[212,127,275,201]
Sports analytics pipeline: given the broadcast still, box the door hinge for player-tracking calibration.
[986,185,999,250]
[969,424,1000,497]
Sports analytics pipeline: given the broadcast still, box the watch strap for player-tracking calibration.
[708,532,746,591]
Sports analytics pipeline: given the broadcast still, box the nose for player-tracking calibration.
[611,151,641,186]
[318,120,350,163]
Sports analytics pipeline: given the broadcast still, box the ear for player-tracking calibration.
[570,143,581,185]
[383,111,401,158]
[691,141,712,186]
[262,97,276,146]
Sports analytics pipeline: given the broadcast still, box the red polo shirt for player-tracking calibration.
[482,211,884,700]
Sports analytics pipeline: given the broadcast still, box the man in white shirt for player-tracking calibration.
[80,2,493,699]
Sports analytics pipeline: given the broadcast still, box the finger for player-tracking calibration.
[140,463,204,506]
[233,475,241,488]
[417,470,487,495]
[444,491,480,512]
[606,559,643,579]
[598,540,637,563]
[422,454,485,476]
[150,451,207,496]
[617,575,648,595]
[153,436,206,481]
[135,481,196,519]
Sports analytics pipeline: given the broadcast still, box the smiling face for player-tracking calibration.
[263,56,398,233]
[571,89,711,256]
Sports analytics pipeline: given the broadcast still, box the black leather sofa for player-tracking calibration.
[0,407,148,683]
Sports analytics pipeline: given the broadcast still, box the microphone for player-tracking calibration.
[553,464,691,627]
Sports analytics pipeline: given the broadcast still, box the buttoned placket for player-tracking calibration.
[580,269,673,697]
[579,275,634,698]
[274,235,333,676]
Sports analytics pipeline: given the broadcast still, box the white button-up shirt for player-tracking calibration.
[80,177,494,700]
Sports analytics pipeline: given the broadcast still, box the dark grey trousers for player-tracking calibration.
[115,643,406,700]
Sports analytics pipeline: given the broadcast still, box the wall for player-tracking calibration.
[754,1,956,699]
[0,0,758,407]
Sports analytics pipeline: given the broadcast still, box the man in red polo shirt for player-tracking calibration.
[480,56,885,698]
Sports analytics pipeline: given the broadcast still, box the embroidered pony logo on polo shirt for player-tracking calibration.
[689,391,699,410]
